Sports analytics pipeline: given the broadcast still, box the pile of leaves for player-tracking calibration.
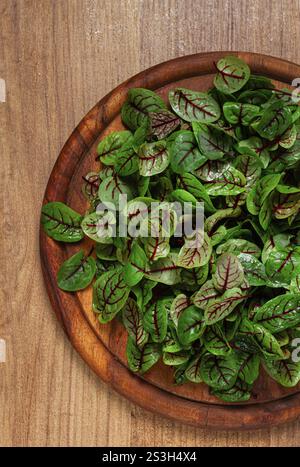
[41,55,300,402]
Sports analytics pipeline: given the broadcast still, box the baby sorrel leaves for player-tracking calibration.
[41,202,84,242]
[41,54,300,403]
[138,141,170,176]
[213,253,244,292]
[214,56,250,94]
[121,88,166,130]
[169,88,220,123]
[57,249,96,291]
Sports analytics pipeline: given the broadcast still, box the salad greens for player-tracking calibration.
[41,55,300,402]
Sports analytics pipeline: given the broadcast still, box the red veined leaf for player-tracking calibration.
[169,88,220,123]
[138,141,170,176]
[177,232,212,269]
[205,288,248,325]
[122,297,148,347]
[93,267,130,323]
[126,337,161,374]
[253,293,300,333]
[170,294,190,327]
[192,280,220,309]
[81,172,100,201]
[96,130,132,164]
[143,298,170,343]
[177,306,205,346]
[214,56,250,94]
[213,253,244,292]
[149,110,181,139]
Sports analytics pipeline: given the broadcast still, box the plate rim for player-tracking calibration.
[40,51,300,430]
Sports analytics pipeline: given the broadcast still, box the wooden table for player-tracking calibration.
[1,0,300,447]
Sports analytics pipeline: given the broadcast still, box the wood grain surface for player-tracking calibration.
[1,0,300,447]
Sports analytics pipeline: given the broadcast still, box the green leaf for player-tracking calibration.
[121,88,166,130]
[81,172,100,201]
[177,232,212,269]
[163,350,190,366]
[223,102,260,126]
[122,298,148,347]
[203,326,231,356]
[177,306,205,346]
[204,288,246,325]
[263,357,300,387]
[177,173,216,213]
[93,267,130,322]
[254,294,300,333]
[123,241,148,287]
[170,130,206,174]
[41,202,84,242]
[180,264,209,291]
[57,249,96,291]
[212,253,244,292]
[211,379,252,402]
[81,211,116,243]
[169,88,220,123]
[252,101,292,140]
[115,145,139,176]
[126,337,161,374]
[216,239,261,258]
[214,56,250,94]
[237,352,260,385]
[240,319,284,358]
[96,130,132,165]
[145,253,181,285]
[234,153,261,184]
[185,355,203,382]
[95,243,117,261]
[194,159,229,181]
[265,249,300,287]
[149,110,181,139]
[170,294,190,327]
[138,141,170,176]
[192,122,233,160]
[246,174,281,215]
[236,137,269,169]
[204,166,246,196]
[132,279,157,309]
[200,352,240,390]
[143,298,169,343]
[192,280,220,310]
[98,174,133,206]
[273,192,300,219]
[142,236,170,261]
[205,207,241,235]
[237,253,268,286]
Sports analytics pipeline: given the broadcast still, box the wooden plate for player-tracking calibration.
[40,51,300,430]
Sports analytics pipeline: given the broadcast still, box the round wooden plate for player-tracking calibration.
[40,51,300,430]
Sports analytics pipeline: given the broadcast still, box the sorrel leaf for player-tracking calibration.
[41,202,84,242]
[121,88,166,130]
[170,130,207,174]
[96,130,132,165]
[126,337,161,374]
[214,56,250,94]
[143,298,170,343]
[57,249,96,291]
[212,253,244,292]
[138,141,170,176]
[122,297,148,347]
[253,294,300,333]
[93,267,130,322]
[169,88,220,123]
